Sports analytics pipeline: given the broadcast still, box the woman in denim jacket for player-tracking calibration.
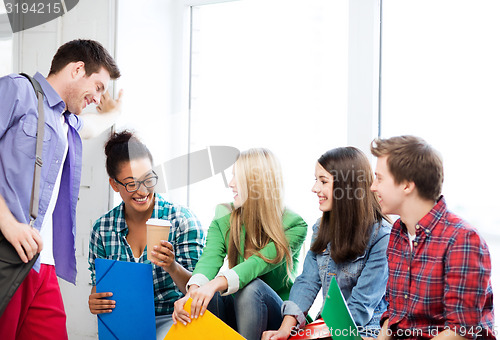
[262,147,391,340]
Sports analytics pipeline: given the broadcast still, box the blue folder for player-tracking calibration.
[95,258,156,340]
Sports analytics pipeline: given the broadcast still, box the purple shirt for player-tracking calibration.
[0,72,83,284]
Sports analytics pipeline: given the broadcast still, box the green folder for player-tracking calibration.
[321,277,362,340]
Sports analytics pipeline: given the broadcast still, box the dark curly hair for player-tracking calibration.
[104,130,153,179]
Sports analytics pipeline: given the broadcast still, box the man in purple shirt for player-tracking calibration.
[0,39,120,339]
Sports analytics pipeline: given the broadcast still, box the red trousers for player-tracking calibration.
[0,264,67,340]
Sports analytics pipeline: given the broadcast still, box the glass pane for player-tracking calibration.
[114,0,187,205]
[189,0,349,232]
[0,3,13,75]
[381,0,500,319]
[0,39,13,76]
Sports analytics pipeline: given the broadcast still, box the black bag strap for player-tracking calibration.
[19,73,45,224]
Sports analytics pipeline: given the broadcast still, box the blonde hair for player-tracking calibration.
[227,148,292,273]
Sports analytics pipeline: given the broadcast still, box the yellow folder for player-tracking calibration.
[164,298,245,340]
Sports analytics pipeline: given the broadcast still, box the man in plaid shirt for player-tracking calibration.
[370,135,495,340]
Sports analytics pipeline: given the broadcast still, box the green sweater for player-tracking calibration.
[192,204,308,301]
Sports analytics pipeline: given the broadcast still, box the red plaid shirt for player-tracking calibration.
[382,196,495,339]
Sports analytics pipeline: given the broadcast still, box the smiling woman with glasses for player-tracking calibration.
[87,130,205,340]
[114,170,159,193]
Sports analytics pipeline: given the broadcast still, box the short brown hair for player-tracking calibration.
[49,39,121,79]
[370,135,443,201]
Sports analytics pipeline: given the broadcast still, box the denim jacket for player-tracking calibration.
[282,218,391,330]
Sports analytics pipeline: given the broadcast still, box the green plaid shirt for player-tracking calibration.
[88,193,205,315]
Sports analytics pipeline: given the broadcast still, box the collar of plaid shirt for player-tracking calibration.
[382,196,495,339]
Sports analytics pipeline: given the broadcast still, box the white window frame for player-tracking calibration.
[170,0,382,206]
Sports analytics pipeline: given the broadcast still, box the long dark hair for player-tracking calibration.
[104,130,153,179]
[310,147,386,263]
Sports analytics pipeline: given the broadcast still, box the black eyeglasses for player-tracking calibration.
[114,171,159,193]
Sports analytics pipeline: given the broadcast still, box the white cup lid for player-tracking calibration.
[146,218,171,227]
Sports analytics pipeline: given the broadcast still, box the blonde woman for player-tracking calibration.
[173,148,308,340]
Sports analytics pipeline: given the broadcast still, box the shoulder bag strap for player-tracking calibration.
[19,73,45,225]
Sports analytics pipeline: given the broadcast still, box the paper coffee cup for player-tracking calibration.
[146,218,171,260]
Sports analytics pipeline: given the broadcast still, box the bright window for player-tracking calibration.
[381,0,500,318]
[0,38,12,76]
[188,0,349,230]
[0,4,13,76]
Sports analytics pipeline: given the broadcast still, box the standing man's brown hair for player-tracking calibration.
[49,39,120,79]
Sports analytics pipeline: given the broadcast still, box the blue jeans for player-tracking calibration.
[208,278,283,340]
[155,314,174,340]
